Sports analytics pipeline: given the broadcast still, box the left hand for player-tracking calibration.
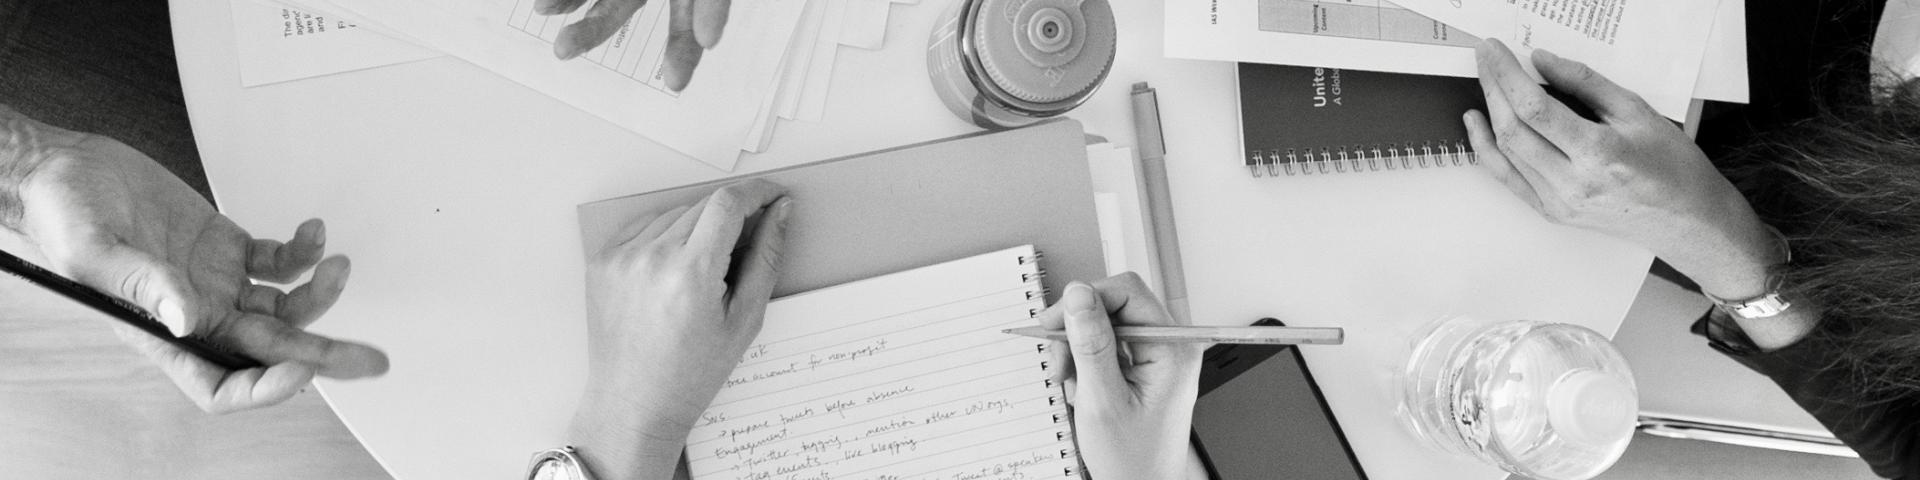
[1464,39,1782,299]
[569,180,793,480]
[536,0,732,92]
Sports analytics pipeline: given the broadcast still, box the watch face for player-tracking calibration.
[533,459,575,480]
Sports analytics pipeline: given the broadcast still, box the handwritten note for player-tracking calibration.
[687,246,1079,480]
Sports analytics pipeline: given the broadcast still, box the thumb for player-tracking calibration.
[1061,283,1126,401]
[726,197,794,323]
[71,242,199,337]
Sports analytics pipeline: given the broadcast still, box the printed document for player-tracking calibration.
[230,0,438,87]
[302,0,808,170]
[1167,0,1736,118]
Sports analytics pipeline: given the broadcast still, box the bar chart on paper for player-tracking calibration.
[505,0,681,95]
[1258,0,1478,47]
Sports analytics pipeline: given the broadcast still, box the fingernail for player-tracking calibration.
[775,197,795,219]
[159,299,189,336]
[1062,283,1095,324]
[1536,48,1561,62]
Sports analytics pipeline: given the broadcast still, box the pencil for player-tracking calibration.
[1002,325,1344,345]
[0,248,263,369]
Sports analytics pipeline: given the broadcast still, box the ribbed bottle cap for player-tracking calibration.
[971,0,1116,105]
[1546,368,1638,447]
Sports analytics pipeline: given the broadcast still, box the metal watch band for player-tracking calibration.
[1716,292,1793,319]
[527,446,598,480]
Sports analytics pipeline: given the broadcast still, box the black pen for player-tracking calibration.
[0,247,262,370]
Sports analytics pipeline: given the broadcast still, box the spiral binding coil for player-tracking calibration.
[1016,248,1078,476]
[1247,140,1477,177]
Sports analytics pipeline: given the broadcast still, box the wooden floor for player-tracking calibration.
[0,238,389,480]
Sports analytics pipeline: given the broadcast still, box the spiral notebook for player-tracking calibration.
[1237,63,1486,177]
[684,245,1079,480]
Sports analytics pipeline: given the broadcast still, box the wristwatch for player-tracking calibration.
[1706,224,1795,320]
[527,446,598,480]
[1707,289,1793,320]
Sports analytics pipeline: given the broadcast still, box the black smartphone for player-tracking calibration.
[1191,318,1367,480]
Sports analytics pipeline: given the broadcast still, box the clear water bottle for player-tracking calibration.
[1398,316,1638,480]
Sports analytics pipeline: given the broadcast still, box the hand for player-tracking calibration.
[569,179,792,480]
[1036,273,1205,480]
[0,106,387,413]
[1464,39,1782,300]
[536,0,732,92]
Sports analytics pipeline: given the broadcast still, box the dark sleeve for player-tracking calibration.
[1693,310,1920,479]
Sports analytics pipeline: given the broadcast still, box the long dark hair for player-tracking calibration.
[1726,78,1920,401]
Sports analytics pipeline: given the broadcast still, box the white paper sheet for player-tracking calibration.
[303,0,806,170]
[229,0,439,87]
[1388,0,1722,118]
[1165,0,1481,80]
[1693,0,1748,103]
[1167,0,1729,118]
[685,246,1079,480]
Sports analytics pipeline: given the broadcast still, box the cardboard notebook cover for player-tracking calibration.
[578,119,1103,302]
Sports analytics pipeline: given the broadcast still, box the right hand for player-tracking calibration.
[1035,273,1205,480]
[569,179,792,480]
[536,0,733,92]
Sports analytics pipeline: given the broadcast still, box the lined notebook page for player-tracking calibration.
[687,245,1079,480]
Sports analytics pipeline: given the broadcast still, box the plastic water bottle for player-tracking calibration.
[1398,316,1638,480]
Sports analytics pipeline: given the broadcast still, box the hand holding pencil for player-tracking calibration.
[1035,273,1207,480]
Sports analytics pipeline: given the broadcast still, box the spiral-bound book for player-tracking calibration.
[1237,63,1486,177]
[684,245,1079,479]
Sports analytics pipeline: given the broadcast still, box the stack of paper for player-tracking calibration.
[1166,0,1748,119]
[238,0,924,171]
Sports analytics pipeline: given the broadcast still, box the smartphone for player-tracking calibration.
[1190,319,1367,480]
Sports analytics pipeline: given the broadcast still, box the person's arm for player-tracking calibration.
[1463,39,1919,476]
[568,180,792,480]
[1035,273,1208,480]
[0,104,387,413]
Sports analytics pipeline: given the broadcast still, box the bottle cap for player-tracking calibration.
[1546,368,1638,447]
[971,0,1116,105]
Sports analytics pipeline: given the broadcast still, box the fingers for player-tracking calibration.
[213,312,390,379]
[67,241,200,337]
[110,321,316,414]
[1034,272,1177,330]
[687,180,788,258]
[724,197,794,324]
[662,0,705,92]
[1059,282,1126,400]
[1531,48,1649,121]
[693,0,731,48]
[633,205,692,246]
[246,219,326,284]
[1465,110,1545,211]
[1476,44,1571,187]
[536,0,591,14]
[1086,273,1181,326]
[239,256,348,329]
[1476,40,1594,154]
[278,256,351,329]
[555,0,649,60]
